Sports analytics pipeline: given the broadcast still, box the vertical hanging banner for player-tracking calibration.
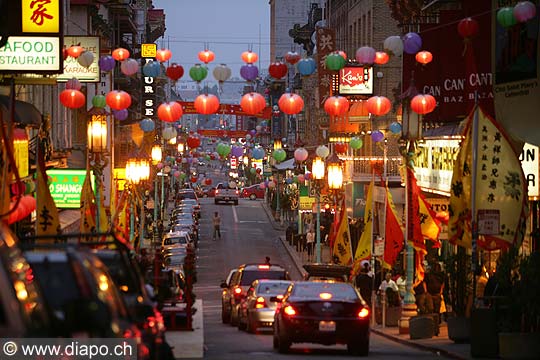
[492,0,540,146]
[316,27,336,108]
[36,145,61,240]
[142,43,157,118]
[352,181,373,275]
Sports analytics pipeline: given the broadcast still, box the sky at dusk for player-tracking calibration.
[152,0,271,80]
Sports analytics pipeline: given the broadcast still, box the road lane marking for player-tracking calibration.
[232,205,238,223]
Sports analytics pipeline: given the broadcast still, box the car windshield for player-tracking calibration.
[164,236,188,245]
[291,282,359,301]
[29,261,81,310]
[240,271,288,285]
[256,281,291,295]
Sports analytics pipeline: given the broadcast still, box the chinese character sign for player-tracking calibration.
[316,28,335,108]
[22,0,60,33]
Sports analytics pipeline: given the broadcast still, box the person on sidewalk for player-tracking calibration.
[425,262,445,335]
[306,228,315,262]
[379,272,400,307]
[355,261,373,307]
[212,211,221,240]
[396,272,407,300]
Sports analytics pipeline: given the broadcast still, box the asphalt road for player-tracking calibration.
[193,198,442,359]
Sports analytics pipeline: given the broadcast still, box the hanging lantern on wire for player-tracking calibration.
[77,50,94,68]
[457,17,479,39]
[59,89,85,109]
[155,48,172,62]
[98,55,115,72]
[212,64,231,93]
[189,64,208,83]
[268,61,288,79]
[355,46,376,66]
[66,77,81,90]
[374,51,390,65]
[241,50,258,64]
[166,63,184,81]
[324,96,349,116]
[383,35,404,57]
[194,94,220,114]
[284,51,301,64]
[198,49,215,64]
[120,58,139,76]
[139,118,155,132]
[112,47,130,61]
[415,51,433,65]
[240,92,266,115]
[143,60,161,77]
[411,94,437,114]
[157,102,183,122]
[366,96,391,116]
[403,32,423,54]
[240,64,259,82]
[67,45,84,58]
[297,57,316,76]
[325,52,346,71]
[106,90,131,110]
[278,93,304,115]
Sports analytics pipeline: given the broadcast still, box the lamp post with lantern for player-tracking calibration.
[311,156,325,263]
[151,142,162,240]
[326,152,344,262]
[125,157,150,245]
[87,108,108,231]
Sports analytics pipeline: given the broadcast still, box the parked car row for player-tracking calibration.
[220,262,371,356]
[0,222,172,359]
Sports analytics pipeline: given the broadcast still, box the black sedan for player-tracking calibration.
[272,281,370,355]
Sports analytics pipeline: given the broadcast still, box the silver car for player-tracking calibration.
[237,279,292,333]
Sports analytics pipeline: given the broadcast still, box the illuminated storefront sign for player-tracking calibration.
[142,43,157,117]
[46,169,88,208]
[414,139,461,193]
[0,36,61,71]
[57,36,99,82]
[339,66,373,95]
[22,0,60,33]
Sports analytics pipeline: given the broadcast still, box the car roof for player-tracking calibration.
[164,231,190,238]
[303,263,351,281]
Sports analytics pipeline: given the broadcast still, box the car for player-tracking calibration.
[25,248,146,347]
[237,279,292,333]
[214,182,239,205]
[0,224,52,337]
[221,263,291,326]
[202,186,216,197]
[273,281,370,355]
[175,189,198,204]
[241,184,265,200]
[302,263,352,282]
[162,231,194,249]
[220,268,238,323]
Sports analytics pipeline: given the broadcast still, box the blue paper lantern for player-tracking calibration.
[139,118,155,132]
[297,57,316,76]
[143,60,161,77]
[403,32,422,55]
[389,122,402,134]
[252,147,265,160]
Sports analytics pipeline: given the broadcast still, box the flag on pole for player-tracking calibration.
[332,199,353,266]
[80,166,96,234]
[449,106,528,250]
[36,144,61,239]
[382,187,404,269]
[407,168,426,253]
[352,181,373,275]
[419,194,442,247]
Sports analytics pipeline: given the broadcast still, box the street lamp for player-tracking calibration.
[151,143,162,241]
[312,156,325,263]
[125,157,150,244]
[177,142,184,154]
[87,108,108,231]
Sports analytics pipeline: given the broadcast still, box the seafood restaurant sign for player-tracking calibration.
[0,0,63,74]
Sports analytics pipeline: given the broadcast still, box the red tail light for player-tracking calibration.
[235,190,239,194]
[283,305,296,316]
[258,264,270,270]
[234,286,242,295]
[255,296,266,309]
[358,308,370,319]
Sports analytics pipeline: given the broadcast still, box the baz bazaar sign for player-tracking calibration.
[339,66,373,95]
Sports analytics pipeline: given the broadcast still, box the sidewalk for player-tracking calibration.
[166,299,204,358]
[262,202,475,360]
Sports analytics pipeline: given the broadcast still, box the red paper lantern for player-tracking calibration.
[112,47,130,61]
[366,96,391,116]
[457,17,479,39]
[198,49,215,64]
[415,51,433,65]
[190,176,198,183]
[324,96,350,116]
[335,142,348,154]
[241,51,258,64]
[105,90,131,110]
[284,51,301,64]
[156,48,172,62]
[240,93,266,115]
[194,94,220,114]
[187,135,201,149]
[67,45,84,58]
[157,102,183,122]
[374,51,389,65]
[59,89,85,109]
[166,63,184,81]
[268,61,288,79]
[278,93,304,115]
[204,178,212,186]
[411,94,437,115]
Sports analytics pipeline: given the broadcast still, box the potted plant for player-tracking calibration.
[498,250,540,359]
[444,247,472,343]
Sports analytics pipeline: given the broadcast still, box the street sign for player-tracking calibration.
[477,209,500,235]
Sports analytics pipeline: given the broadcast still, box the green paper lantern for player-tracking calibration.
[349,137,363,150]
[325,53,346,71]
[497,7,517,28]
[189,64,208,82]
[250,167,256,174]
[217,142,231,156]
[273,148,286,163]
[92,95,106,108]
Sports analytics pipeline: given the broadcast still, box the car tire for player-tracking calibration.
[277,332,291,354]
[273,325,279,349]
[249,194,256,200]
[347,337,369,356]
[230,305,238,326]
[221,305,230,324]
[246,313,257,334]
[238,316,247,331]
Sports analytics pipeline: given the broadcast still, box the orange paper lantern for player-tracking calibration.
[67,45,84,58]
[59,89,85,109]
[366,96,391,116]
[415,51,433,65]
[112,47,130,61]
[240,93,266,115]
[156,48,172,62]
[411,94,437,114]
[324,96,350,116]
[157,102,183,122]
[198,49,215,64]
[278,93,304,115]
[374,51,389,65]
[194,94,220,114]
[241,50,258,64]
[105,90,131,110]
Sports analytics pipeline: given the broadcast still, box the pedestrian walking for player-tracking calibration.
[306,228,315,262]
[212,211,221,240]
[355,261,373,306]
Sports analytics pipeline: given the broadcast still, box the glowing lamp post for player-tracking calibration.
[312,157,325,263]
[87,108,109,230]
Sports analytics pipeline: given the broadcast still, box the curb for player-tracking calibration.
[278,235,308,278]
[261,201,286,231]
[371,328,467,360]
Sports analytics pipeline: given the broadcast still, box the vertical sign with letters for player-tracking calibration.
[141,44,157,118]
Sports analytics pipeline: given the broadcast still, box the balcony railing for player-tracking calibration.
[346,156,403,183]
